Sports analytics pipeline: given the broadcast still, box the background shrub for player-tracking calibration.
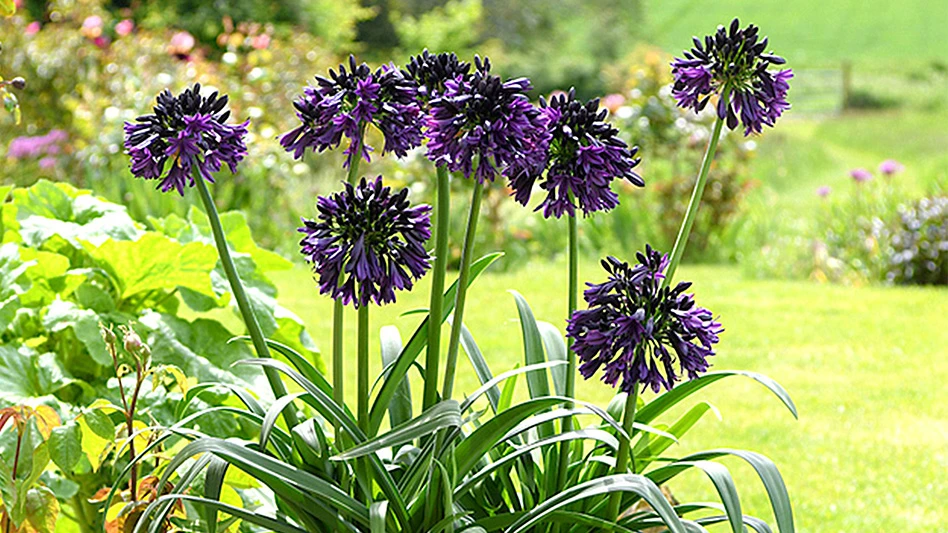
[887,195,948,285]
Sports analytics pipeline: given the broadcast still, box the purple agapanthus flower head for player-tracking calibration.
[425,56,550,184]
[123,84,249,195]
[281,56,423,167]
[507,88,643,218]
[566,246,723,394]
[879,159,904,176]
[671,18,792,136]
[299,176,432,308]
[850,168,872,183]
[404,49,472,104]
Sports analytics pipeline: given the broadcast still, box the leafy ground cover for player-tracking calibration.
[272,259,948,532]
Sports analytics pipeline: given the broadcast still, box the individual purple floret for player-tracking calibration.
[671,18,792,136]
[566,246,722,394]
[123,84,249,195]
[425,56,550,184]
[298,176,432,308]
[507,88,643,218]
[281,56,423,167]
[404,49,472,103]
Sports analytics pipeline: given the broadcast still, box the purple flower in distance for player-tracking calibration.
[403,49,472,103]
[816,185,831,198]
[281,56,422,167]
[879,159,904,176]
[425,56,550,184]
[566,246,722,393]
[7,130,68,159]
[507,88,643,218]
[299,177,432,308]
[671,18,792,135]
[123,84,249,195]
[850,168,872,183]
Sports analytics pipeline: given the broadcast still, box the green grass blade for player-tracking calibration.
[380,325,413,429]
[370,501,389,533]
[683,460,744,533]
[459,361,564,413]
[509,291,552,400]
[537,321,567,397]
[370,253,503,435]
[259,392,306,451]
[457,321,500,412]
[505,474,687,533]
[144,495,313,533]
[636,371,798,425]
[332,400,461,461]
[204,457,229,533]
[633,401,715,470]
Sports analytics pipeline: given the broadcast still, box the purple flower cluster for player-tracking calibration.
[123,84,249,195]
[671,19,792,135]
[404,50,472,103]
[508,89,643,218]
[299,177,432,308]
[281,56,422,167]
[425,57,550,184]
[7,130,68,159]
[566,246,722,393]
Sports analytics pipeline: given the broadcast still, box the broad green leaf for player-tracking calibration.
[41,299,110,366]
[186,206,292,272]
[81,408,115,440]
[678,460,743,533]
[456,321,500,412]
[0,345,69,403]
[48,423,82,473]
[24,486,59,533]
[634,401,716,469]
[332,400,461,461]
[509,291,551,400]
[537,321,567,397]
[83,232,217,302]
[142,494,310,533]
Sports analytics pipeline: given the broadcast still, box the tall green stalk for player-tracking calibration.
[423,165,451,410]
[441,182,485,401]
[607,384,640,521]
[663,92,729,286]
[194,175,299,428]
[333,131,365,428]
[357,304,374,502]
[554,213,580,500]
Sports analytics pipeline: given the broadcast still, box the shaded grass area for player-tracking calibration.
[271,259,948,532]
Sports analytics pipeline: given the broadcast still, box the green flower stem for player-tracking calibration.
[194,175,299,428]
[441,181,485,401]
[607,384,640,521]
[423,164,451,411]
[554,212,580,503]
[357,303,374,502]
[333,129,364,433]
[662,92,729,287]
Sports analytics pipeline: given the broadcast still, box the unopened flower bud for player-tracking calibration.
[11,77,26,90]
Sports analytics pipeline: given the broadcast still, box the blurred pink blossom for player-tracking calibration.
[600,93,626,114]
[169,31,196,58]
[115,19,135,37]
[25,22,41,36]
[251,33,271,50]
[81,15,104,39]
[879,159,904,176]
[39,157,57,169]
[93,36,109,49]
[849,168,872,183]
[816,185,831,198]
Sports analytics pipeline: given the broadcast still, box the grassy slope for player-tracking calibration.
[644,0,948,67]
[272,259,948,532]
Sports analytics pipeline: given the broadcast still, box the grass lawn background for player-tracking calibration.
[272,260,948,532]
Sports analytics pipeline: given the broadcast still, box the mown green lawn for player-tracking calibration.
[272,258,948,532]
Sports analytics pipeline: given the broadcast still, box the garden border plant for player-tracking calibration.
[109,17,797,533]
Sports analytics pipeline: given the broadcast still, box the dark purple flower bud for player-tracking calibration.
[281,56,423,167]
[123,84,249,195]
[507,88,643,218]
[404,49,472,103]
[566,246,722,393]
[299,177,432,308]
[425,56,550,184]
[671,18,792,136]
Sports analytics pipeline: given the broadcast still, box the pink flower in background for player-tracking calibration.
[600,93,626,114]
[7,130,69,159]
[169,31,196,59]
[850,168,872,183]
[816,185,831,198]
[25,22,41,35]
[879,159,904,176]
[93,36,109,49]
[39,157,57,169]
[81,15,104,39]
[251,33,271,50]
[115,19,135,37]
